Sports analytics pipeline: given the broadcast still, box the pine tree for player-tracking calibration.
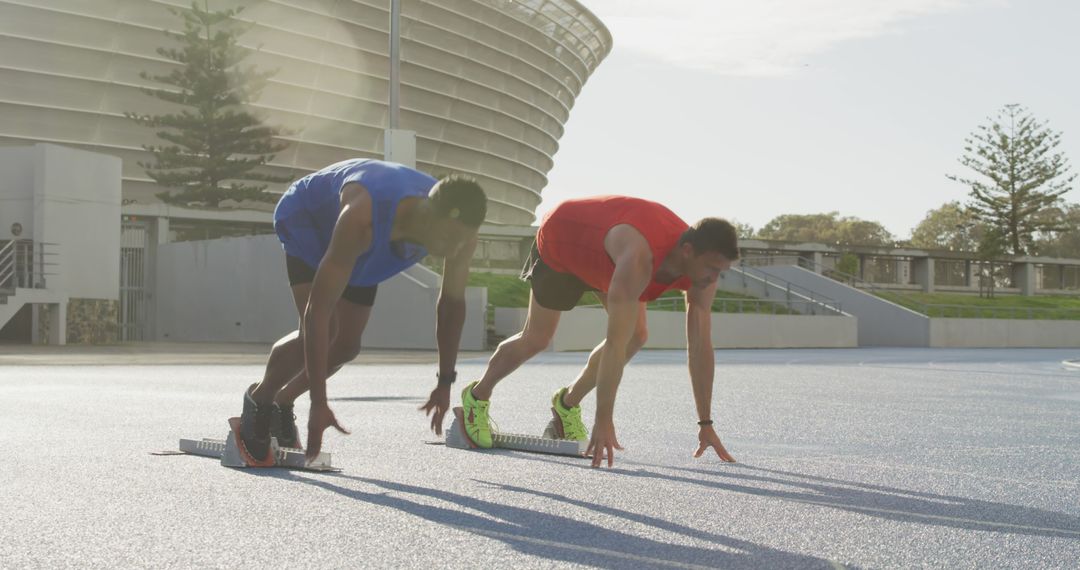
[947,104,1075,255]
[126,1,291,207]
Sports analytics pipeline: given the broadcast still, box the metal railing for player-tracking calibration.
[724,264,845,315]
[648,296,842,315]
[745,254,932,309]
[579,295,843,316]
[0,240,58,292]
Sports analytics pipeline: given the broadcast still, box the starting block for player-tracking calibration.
[177,419,341,472]
[446,407,586,457]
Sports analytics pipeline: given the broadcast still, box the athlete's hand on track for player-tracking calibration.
[586,418,624,468]
[419,382,452,435]
[306,402,350,462]
[694,425,736,463]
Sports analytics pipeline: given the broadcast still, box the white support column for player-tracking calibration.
[155,216,170,245]
[913,257,935,293]
[31,303,41,345]
[1014,262,1037,296]
[37,300,66,345]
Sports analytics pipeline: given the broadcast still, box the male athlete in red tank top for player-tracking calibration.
[536,196,693,301]
[451,195,741,468]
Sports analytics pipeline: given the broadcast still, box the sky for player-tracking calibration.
[538,0,1080,239]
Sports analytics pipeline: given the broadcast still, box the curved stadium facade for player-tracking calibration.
[0,0,612,225]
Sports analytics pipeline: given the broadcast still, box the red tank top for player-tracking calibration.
[536,196,693,301]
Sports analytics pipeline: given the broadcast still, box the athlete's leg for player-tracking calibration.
[562,297,648,408]
[469,291,562,401]
[240,280,334,462]
[250,282,340,405]
[272,297,373,405]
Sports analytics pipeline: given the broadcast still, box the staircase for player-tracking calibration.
[0,239,60,334]
[718,264,846,316]
[745,257,930,347]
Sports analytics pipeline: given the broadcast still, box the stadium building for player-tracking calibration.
[0,0,612,342]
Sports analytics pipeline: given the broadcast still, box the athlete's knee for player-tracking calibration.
[297,313,339,340]
[272,330,301,351]
[268,334,301,364]
[329,334,363,366]
[520,329,553,356]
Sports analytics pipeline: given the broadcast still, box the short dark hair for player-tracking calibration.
[429,174,487,227]
[680,218,740,260]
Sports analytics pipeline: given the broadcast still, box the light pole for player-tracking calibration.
[388,0,400,130]
[383,0,416,167]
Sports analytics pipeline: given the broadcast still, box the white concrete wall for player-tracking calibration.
[32,144,121,300]
[711,313,858,349]
[0,147,36,240]
[494,307,857,351]
[929,319,1080,348]
[494,307,528,341]
[0,144,120,300]
[154,234,487,350]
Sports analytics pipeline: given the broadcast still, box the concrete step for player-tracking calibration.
[0,287,63,334]
[752,265,929,347]
[717,266,843,315]
[0,302,15,331]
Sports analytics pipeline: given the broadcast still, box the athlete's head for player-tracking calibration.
[425,174,487,256]
[678,218,739,287]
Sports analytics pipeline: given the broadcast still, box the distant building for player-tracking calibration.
[0,0,612,341]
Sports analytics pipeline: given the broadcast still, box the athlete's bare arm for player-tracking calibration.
[685,281,736,462]
[302,182,373,459]
[420,234,479,435]
[588,225,652,468]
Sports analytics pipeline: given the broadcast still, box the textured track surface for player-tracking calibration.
[2,348,1078,568]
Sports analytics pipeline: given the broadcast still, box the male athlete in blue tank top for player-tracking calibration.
[234,159,488,465]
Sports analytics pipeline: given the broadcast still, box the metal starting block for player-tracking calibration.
[178,427,341,472]
[446,407,586,457]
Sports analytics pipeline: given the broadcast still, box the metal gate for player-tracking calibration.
[119,220,150,341]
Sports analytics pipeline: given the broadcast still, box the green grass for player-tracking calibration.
[470,272,797,314]
[467,272,602,308]
[649,289,799,314]
[470,272,1080,318]
[467,272,530,308]
[876,291,1080,319]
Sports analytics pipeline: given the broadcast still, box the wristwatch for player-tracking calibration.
[437,371,457,386]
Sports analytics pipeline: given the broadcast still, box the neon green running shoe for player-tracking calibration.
[461,381,493,448]
[550,387,588,441]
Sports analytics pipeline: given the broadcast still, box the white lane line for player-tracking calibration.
[786,497,1080,537]
[443,523,720,570]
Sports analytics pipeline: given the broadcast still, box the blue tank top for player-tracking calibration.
[273,159,435,287]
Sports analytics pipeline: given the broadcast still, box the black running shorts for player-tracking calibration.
[520,241,595,311]
[285,254,378,307]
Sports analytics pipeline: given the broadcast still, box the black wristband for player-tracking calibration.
[697,419,713,427]
[437,371,457,385]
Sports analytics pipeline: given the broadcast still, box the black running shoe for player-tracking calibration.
[239,384,274,464]
[271,402,302,450]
